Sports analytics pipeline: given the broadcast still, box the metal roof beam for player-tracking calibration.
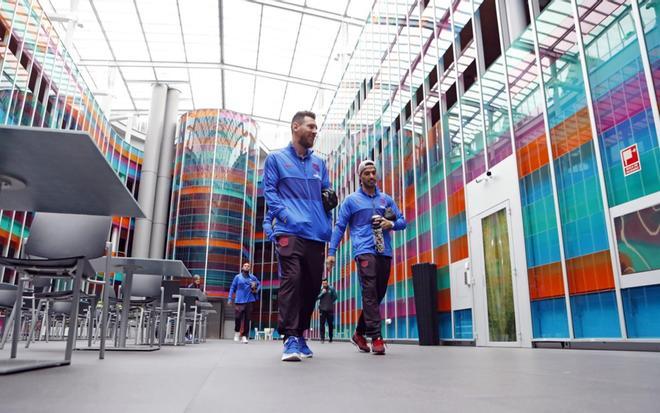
[244,0,365,26]
[77,59,338,90]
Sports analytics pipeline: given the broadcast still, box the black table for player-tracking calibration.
[0,126,144,374]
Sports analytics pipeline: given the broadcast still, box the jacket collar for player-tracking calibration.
[287,142,312,159]
[358,186,380,198]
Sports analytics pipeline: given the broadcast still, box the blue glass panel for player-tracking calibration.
[570,291,621,338]
[622,285,660,338]
[453,308,473,339]
[439,311,452,339]
[531,297,569,338]
[408,316,419,339]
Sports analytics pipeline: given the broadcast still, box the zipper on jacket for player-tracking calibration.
[296,153,312,200]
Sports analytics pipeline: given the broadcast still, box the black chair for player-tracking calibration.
[121,273,163,347]
[0,212,111,374]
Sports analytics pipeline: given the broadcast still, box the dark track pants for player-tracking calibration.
[276,235,325,338]
[355,254,392,338]
[234,302,254,337]
[319,310,334,341]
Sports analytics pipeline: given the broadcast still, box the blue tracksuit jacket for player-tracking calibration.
[328,187,406,259]
[263,143,332,242]
[228,273,261,304]
[263,209,275,242]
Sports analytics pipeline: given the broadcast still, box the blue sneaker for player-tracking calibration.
[281,336,301,362]
[298,336,313,359]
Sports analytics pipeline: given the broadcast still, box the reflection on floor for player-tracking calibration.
[1,339,659,412]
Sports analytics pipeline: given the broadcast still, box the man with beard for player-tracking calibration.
[326,160,406,355]
[263,111,332,361]
[228,262,260,344]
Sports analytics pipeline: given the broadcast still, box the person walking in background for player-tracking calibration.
[263,110,334,361]
[317,278,337,343]
[184,274,204,341]
[326,160,406,355]
[228,262,260,344]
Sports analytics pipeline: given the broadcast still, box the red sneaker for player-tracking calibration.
[371,337,386,355]
[351,332,370,353]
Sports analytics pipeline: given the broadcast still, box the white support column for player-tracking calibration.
[505,0,528,44]
[150,87,180,259]
[132,83,168,257]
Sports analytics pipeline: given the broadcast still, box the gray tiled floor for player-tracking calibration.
[1,339,659,412]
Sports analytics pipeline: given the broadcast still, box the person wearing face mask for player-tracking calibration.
[263,110,333,361]
[228,262,260,344]
[326,160,406,355]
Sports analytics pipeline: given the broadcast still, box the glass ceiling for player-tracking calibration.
[41,0,373,149]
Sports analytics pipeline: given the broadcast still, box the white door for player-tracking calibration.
[470,201,522,347]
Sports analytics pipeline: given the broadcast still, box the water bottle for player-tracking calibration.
[372,215,385,254]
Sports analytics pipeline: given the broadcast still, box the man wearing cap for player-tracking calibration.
[263,110,332,362]
[326,160,406,355]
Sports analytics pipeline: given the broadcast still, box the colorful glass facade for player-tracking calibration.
[167,109,260,298]
[252,188,280,333]
[0,0,143,285]
[316,0,659,344]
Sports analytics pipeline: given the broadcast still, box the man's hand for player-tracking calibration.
[326,256,336,271]
[380,219,394,230]
[227,300,232,306]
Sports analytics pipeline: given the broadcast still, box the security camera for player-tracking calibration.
[475,170,493,183]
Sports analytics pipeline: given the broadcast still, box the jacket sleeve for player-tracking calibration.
[389,196,407,231]
[253,275,261,294]
[263,154,289,224]
[263,209,275,242]
[328,198,351,256]
[228,275,238,301]
[321,158,331,191]
[331,288,338,302]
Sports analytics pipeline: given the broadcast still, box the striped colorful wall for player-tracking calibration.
[317,0,659,343]
[167,109,259,298]
[0,0,143,286]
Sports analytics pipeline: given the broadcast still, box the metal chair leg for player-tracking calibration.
[11,276,26,359]
[0,306,16,350]
[64,262,83,361]
[26,299,45,348]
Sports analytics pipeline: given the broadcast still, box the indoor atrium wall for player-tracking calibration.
[167,109,260,298]
[252,174,281,334]
[0,0,143,285]
[316,0,659,344]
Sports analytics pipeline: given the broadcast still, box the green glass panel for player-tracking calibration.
[482,208,516,342]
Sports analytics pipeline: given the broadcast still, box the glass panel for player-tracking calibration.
[578,0,659,207]
[535,0,619,338]
[614,203,660,275]
[622,284,660,338]
[482,57,512,167]
[638,0,660,102]
[482,208,516,342]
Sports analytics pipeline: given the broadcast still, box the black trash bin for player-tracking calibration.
[412,262,439,345]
